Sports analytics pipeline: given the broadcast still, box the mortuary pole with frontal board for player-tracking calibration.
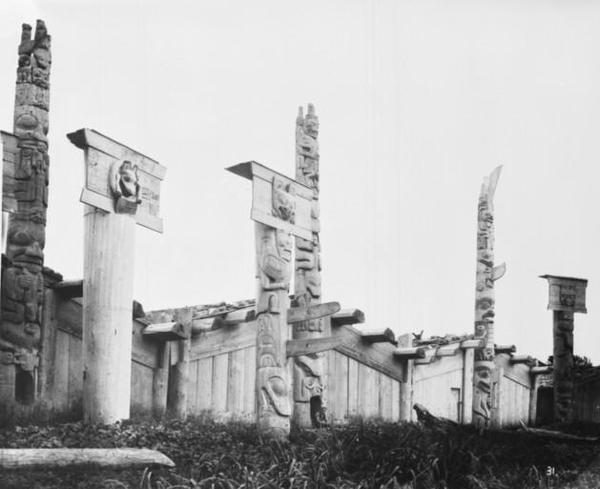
[292,104,329,427]
[227,161,315,440]
[472,166,506,429]
[540,274,587,424]
[67,129,165,424]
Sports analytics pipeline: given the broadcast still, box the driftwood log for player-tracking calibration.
[0,448,175,471]
[518,421,599,442]
[413,403,458,429]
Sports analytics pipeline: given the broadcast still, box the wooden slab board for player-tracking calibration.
[227,161,313,240]
[67,128,165,233]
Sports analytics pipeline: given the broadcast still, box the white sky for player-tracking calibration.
[1,0,600,363]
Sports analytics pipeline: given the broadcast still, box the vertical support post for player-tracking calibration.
[461,346,474,424]
[169,308,192,419]
[152,342,170,418]
[397,333,413,422]
[553,310,574,423]
[255,222,292,440]
[82,207,135,423]
[0,20,51,407]
[292,104,328,427]
[472,166,504,429]
[38,288,58,401]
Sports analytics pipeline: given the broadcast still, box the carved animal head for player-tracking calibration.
[271,178,296,224]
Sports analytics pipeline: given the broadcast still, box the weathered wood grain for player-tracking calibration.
[0,448,174,470]
[332,326,405,383]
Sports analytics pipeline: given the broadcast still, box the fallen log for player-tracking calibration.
[0,448,175,471]
[518,421,600,442]
[413,403,458,429]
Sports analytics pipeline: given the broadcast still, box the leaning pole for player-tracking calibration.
[472,166,505,428]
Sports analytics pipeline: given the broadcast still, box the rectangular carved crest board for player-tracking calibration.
[67,128,166,233]
[540,274,588,313]
[227,161,314,241]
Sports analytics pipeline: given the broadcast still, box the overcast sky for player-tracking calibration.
[1,0,600,363]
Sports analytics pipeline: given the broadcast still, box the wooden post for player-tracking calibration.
[68,129,166,424]
[152,342,169,418]
[0,20,51,407]
[397,333,413,422]
[292,104,328,427]
[227,161,314,440]
[540,275,587,424]
[83,207,136,422]
[169,308,192,419]
[472,166,505,429]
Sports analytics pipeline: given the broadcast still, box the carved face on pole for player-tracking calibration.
[6,216,45,273]
[110,160,141,203]
[272,178,296,224]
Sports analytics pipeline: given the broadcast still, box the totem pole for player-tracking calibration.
[292,104,328,427]
[472,166,505,428]
[540,274,587,423]
[68,129,165,423]
[0,20,51,405]
[228,161,314,440]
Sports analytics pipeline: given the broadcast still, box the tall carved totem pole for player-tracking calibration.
[0,21,51,405]
[292,104,328,427]
[472,166,505,428]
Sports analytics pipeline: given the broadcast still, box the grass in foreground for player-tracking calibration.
[0,417,599,488]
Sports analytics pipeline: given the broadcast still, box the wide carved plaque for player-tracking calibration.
[67,128,166,233]
[540,274,587,313]
[227,161,313,240]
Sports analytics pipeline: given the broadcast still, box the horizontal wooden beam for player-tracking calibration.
[495,344,516,354]
[531,366,552,375]
[460,339,483,349]
[332,326,405,382]
[393,347,426,360]
[286,337,342,357]
[143,321,189,341]
[360,328,396,345]
[288,301,340,324]
[436,344,460,357]
[212,307,256,327]
[331,308,365,327]
[510,355,536,366]
[0,448,174,470]
[51,280,83,299]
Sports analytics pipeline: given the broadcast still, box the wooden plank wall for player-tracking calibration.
[412,354,465,422]
[186,322,257,421]
[493,354,532,427]
[50,296,159,416]
[327,350,400,422]
[574,378,600,423]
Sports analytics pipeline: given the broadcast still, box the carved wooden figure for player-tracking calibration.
[292,104,329,427]
[227,161,313,440]
[67,129,165,423]
[540,274,587,423]
[0,20,51,406]
[472,166,505,428]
